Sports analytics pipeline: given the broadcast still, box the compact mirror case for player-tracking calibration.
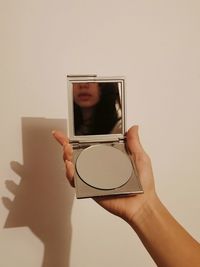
[67,75,143,198]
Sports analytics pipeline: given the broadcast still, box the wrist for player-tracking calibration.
[127,192,161,229]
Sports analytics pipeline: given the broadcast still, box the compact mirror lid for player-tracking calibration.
[67,75,126,143]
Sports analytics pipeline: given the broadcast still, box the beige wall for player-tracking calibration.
[0,1,200,266]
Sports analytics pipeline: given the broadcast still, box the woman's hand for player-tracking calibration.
[53,126,200,267]
[52,126,157,224]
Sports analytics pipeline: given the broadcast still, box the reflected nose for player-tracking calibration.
[79,83,89,89]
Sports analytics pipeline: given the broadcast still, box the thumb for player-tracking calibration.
[126,126,153,181]
[126,125,145,157]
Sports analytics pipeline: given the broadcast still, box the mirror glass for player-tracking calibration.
[72,81,123,135]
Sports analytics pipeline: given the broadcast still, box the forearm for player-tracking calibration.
[129,194,200,267]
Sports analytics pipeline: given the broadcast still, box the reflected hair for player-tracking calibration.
[74,82,121,135]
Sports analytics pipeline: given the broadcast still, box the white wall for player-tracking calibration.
[1,1,200,266]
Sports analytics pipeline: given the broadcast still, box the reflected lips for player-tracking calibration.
[78,93,92,101]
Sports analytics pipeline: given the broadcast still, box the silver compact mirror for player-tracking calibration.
[67,75,143,198]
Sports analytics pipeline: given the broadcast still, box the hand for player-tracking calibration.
[52,126,156,224]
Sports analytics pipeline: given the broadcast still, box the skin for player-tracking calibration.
[73,82,100,122]
[52,126,200,267]
[73,83,100,107]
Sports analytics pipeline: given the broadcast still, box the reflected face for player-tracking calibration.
[73,83,100,108]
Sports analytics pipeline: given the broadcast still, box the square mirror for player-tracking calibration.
[67,75,125,143]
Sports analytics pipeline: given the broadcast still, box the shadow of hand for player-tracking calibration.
[2,118,74,267]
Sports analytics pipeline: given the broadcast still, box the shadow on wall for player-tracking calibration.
[2,117,74,267]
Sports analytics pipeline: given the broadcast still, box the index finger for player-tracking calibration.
[52,130,69,146]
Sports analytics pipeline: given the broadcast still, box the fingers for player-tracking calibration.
[52,130,75,187]
[65,160,75,187]
[52,130,73,161]
[63,143,73,162]
[52,130,69,146]
[2,197,12,210]
[5,180,18,195]
[10,161,24,176]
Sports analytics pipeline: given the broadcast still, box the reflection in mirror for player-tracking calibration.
[73,82,122,135]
